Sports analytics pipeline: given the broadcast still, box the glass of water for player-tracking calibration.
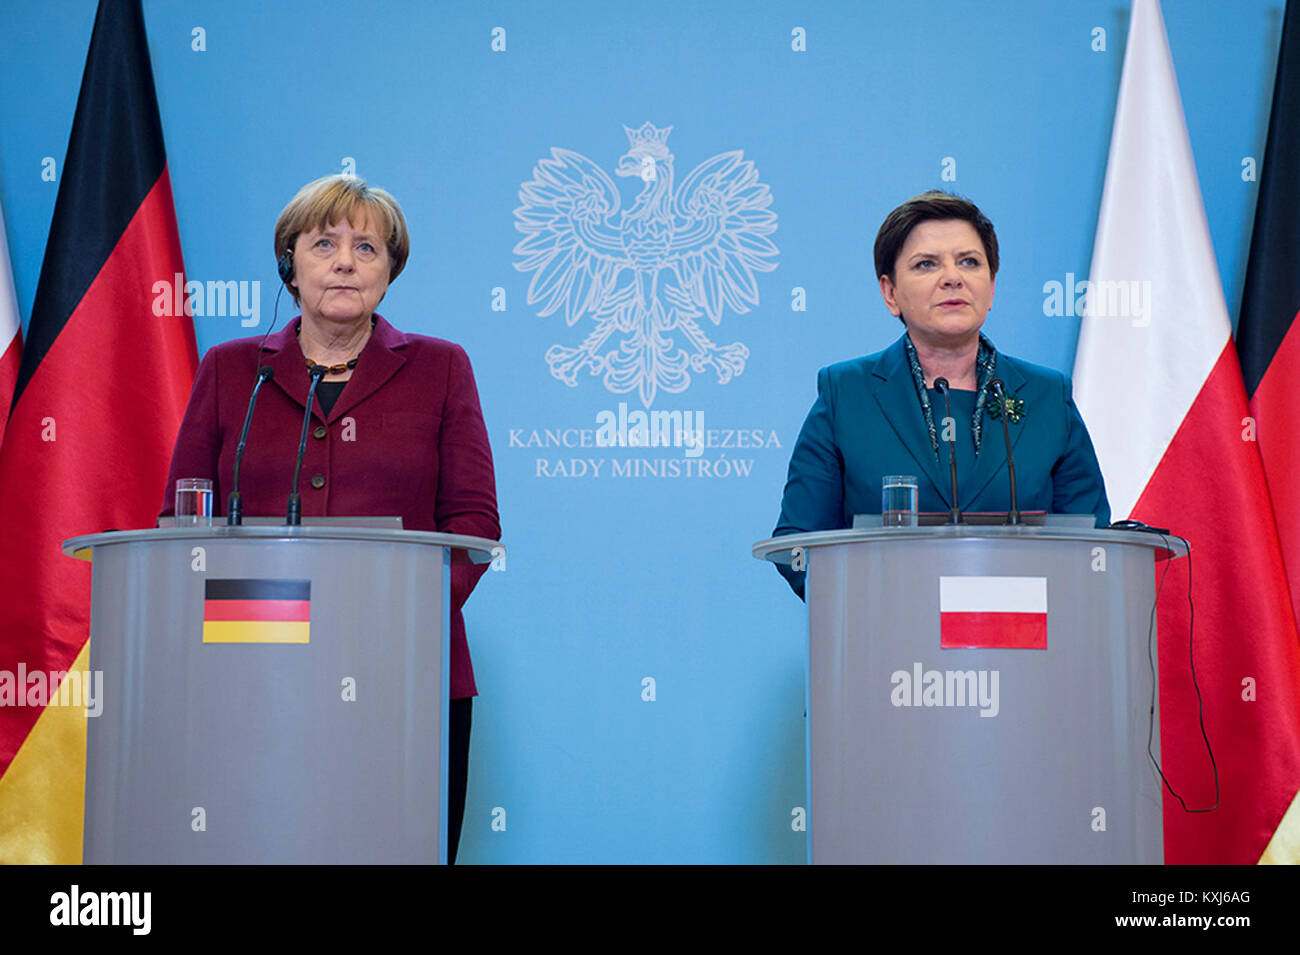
[175,478,214,526]
[882,475,918,527]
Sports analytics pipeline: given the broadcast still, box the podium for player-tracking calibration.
[62,525,501,864]
[753,524,1186,864]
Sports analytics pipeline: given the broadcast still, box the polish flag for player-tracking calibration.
[1073,0,1300,863]
[939,576,1047,650]
[0,199,21,444]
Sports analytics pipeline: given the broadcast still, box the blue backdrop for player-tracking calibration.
[0,0,1283,862]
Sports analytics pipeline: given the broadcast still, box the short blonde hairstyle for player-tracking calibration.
[273,175,410,302]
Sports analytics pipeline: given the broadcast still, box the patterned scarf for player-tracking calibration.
[903,332,997,462]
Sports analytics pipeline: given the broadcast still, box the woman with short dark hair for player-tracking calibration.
[773,191,1109,597]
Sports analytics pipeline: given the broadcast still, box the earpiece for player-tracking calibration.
[277,249,294,284]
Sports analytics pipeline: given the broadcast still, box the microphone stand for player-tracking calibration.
[287,365,326,526]
[933,377,962,524]
[228,366,274,525]
[989,378,1021,525]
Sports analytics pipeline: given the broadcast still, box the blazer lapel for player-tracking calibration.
[262,318,320,420]
[960,352,1029,509]
[323,315,406,423]
[871,337,952,508]
[262,314,407,424]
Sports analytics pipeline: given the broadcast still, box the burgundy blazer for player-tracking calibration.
[161,314,501,698]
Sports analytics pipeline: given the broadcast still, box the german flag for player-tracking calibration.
[203,580,311,644]
[0,0,197,863]
[1238,0,1300,630]
[1234,0,1300,864]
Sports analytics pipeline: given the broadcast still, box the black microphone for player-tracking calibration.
[988,378,1021,525]
[287,365,326,526]
[227,366,274,526]
[933,377,962,524]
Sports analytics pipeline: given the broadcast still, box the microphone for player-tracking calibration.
[933,378,962,524]
[988,378,1021,524]
[287,365,327,526]
[227,366,275,526]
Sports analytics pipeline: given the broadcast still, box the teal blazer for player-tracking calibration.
[774,335,1110,597]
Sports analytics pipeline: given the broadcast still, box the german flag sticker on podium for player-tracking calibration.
[202,579,311,644]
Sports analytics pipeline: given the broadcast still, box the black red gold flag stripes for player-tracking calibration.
[203,580,311,644]
[0,0,197,863]
[1238,0,1300,628]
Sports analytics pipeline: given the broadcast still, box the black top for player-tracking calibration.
[926,385,977,469]
[316,380,347,417]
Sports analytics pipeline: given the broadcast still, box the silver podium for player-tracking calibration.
[754,525,1186,864]
[62,525,501,864]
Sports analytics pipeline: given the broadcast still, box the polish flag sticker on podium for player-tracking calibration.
[939,576,1048,649]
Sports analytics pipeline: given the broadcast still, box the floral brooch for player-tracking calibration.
[987,391,1026,424]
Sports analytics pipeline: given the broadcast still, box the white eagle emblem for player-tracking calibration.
[513,123,779,407]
